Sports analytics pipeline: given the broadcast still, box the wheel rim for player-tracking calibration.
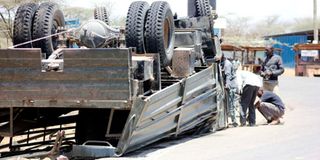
[51,20,59,50]
[163,18,170,53]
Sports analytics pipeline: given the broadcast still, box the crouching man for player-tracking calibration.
[256,88,285,125]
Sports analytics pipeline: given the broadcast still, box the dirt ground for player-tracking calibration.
[101,76,320,160]
[283,68,295,77]
[1,74,318,160]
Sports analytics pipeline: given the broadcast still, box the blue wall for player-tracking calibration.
[214,28,221,38]
[267,35,308,68]
[65,18,80,28]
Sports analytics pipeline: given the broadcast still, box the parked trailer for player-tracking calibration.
[0,0,228,159]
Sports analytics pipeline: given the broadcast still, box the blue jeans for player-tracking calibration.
[228,88,237,123]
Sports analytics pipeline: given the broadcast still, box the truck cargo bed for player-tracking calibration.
[0,48,223,158]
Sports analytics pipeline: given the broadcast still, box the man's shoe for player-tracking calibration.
[269,119,280,125]
[248,123,256,127]
[232,122,238,127]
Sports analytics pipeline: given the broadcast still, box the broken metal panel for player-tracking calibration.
[174,66,216,133]
[177,89,217,133]
[116,98,147,155]
[117,66,217,154]
[183,64,215,93]
[141,82,181,121]
[0,48,133,109]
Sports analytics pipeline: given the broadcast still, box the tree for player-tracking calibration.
[291,17,320,31]
[221,15,296,46]
[222,15,257,46]
[223,15,251,38]
[63,7,93,23]
[0,0,17,40]
[251,15,288,37]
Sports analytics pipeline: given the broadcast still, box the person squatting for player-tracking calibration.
[220,46,285,127]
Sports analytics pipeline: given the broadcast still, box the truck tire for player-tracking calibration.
[195,0,211,17]
[94,7,109,25]
[13,3,38,48]
[145,1,175,67]
[125,1,149,54]
[32,2,65,58]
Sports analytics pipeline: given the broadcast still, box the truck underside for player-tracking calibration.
[0,47,227,158]
[0,0,227,158]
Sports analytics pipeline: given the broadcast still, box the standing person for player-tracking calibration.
[256,88,285,125]
[260,46,284,95]
[232,58,241,71]
[237,70,262,126]
[221,55,238,127]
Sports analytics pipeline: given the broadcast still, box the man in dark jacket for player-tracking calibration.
[256,88,285,125]
[260,46,284,96]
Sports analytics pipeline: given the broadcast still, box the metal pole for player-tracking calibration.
[314,0,319,43]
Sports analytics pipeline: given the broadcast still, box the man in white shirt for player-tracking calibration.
[237,70,263,126]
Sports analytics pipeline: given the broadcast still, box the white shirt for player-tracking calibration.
[236,70,262,91]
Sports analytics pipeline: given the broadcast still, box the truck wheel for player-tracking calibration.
[94,7,109,25]
[13,3,38,48]
[145,1,175,67]
[125,1,149,54]
[32,2,65,58]
[195,0,211,17]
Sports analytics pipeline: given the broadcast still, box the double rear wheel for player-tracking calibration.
[13,2,65,58]
[125,1,175,67]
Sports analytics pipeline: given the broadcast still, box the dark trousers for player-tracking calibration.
[240,85,259,125]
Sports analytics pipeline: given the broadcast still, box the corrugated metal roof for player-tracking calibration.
[265,29,320,38]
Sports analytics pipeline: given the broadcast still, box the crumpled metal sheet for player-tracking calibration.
[117,66,217,155]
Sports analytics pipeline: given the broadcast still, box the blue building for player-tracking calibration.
[265,30,320,68]
[65,18,81,29]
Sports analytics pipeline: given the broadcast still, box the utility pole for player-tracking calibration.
[314,0,319,43]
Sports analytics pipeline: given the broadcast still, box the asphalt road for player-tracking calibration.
[103,76,320,160]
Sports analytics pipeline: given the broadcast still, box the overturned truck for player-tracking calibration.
[0,0,228,158]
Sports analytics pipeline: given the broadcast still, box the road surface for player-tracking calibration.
[103,76,320,160]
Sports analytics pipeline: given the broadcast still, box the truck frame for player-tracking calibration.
[0,0,227,159]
